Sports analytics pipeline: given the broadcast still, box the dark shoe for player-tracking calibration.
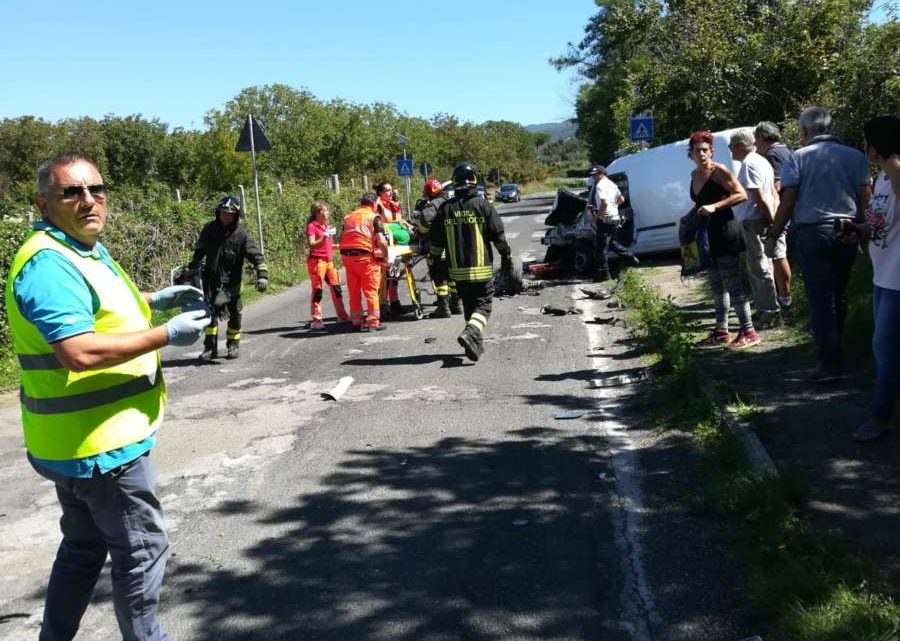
[226,342,239,359]
[852,421,893,442]
[755,311,782,329]
[449,295,463,315]
[370,324,387,332]
[199,336,218,361]
[358,325,369,333]
[457,327,483,362]
[429,299,452,319]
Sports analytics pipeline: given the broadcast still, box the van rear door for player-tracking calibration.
[608,172,634,247]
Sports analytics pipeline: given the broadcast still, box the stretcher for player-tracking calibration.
[383,244,434,320]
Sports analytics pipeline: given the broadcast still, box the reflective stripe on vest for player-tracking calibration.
[340,208,376,253]
[4,231,166,460]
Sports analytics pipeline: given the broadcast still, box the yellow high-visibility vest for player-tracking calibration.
[4,230,166,460]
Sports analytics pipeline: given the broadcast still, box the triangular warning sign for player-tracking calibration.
[634,123,649,139]
[235,115,272,152]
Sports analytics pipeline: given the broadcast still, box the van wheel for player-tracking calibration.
[573,239,594,276]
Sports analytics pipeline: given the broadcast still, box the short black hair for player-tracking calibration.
[863,116,900,159]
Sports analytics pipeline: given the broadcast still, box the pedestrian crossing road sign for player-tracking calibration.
[630,116,654,142]
[396,157,414,177]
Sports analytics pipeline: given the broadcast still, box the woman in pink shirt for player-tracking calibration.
[306,202,348,330]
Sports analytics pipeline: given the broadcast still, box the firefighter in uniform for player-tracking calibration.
[430,163,512,361]
[189,195,268,360]
[414,178,462,318]
[340,193,388,332]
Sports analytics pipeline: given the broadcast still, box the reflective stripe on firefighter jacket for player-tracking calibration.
[429,190,511,283]
[4,231,166,461]
[340,207,380,254]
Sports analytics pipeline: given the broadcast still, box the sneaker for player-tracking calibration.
[695,329,731,350]
[310,320,326,331]
[851,421,893,442]
[457,327,483,362]
[729,328,761,350]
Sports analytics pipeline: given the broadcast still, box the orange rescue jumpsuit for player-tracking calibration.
[339,206,384,329]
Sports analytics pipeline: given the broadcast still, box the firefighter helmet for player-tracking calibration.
[423,178,443,198]
[451,162,478,188]
[215,195,242,217]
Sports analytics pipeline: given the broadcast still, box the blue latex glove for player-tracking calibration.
[150,285,204,311]
[165,309,209,346]
[255,277,268,292]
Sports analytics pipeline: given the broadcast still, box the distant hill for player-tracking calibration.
[525,120,577,141]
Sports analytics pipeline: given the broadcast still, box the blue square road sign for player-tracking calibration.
[630,116,654,142]
[396,157,414,177]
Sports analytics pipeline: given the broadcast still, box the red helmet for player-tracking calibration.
[423,178,443,198]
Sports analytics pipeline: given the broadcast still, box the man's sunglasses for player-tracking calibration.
[58,184,107,201]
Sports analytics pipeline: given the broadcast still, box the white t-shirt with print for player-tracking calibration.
[734,151,776,222]
[867,170,900,291]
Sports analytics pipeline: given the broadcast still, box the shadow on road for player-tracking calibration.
[163,426,629,641]
[342,354,469,369]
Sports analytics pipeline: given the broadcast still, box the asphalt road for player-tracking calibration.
[0,195,759,641]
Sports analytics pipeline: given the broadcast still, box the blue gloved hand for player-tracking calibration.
[165,309,209,346]
[150,285,204,311]
[255,277,268,292]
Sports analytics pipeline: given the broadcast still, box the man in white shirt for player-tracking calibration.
[729,129,781,324]
[587,165,625,282]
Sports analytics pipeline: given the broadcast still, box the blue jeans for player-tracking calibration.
[794,222,857,373]
[30,453,170,641]
[872,286,900,422]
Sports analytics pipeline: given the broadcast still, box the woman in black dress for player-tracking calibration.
[688,130,761,349]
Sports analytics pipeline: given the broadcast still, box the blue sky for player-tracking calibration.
[2,0,598,130]
[6,1,894,131]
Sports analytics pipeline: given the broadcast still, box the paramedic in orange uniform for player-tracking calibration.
[339,193,388,331]
[306,201,349,330]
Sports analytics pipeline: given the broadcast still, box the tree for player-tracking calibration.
[554,0,889,159]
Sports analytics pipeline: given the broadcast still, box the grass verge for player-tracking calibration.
[617,269,900,640]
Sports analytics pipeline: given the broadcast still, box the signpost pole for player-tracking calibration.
[248,114,265,256]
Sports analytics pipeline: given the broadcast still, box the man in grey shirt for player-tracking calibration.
[766,106,872,381]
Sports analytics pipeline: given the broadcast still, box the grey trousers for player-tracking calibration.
[740,218,780,314]
[29,453,170,641]
[707,253,753,330]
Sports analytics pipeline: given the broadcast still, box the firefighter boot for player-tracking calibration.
[449,293,463,315]
[199,335,217,362]
[429,295,451,319]
[457,325,484,362]
[226,340,240,360]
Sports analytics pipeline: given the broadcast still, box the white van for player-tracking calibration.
[607,127,746,254]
